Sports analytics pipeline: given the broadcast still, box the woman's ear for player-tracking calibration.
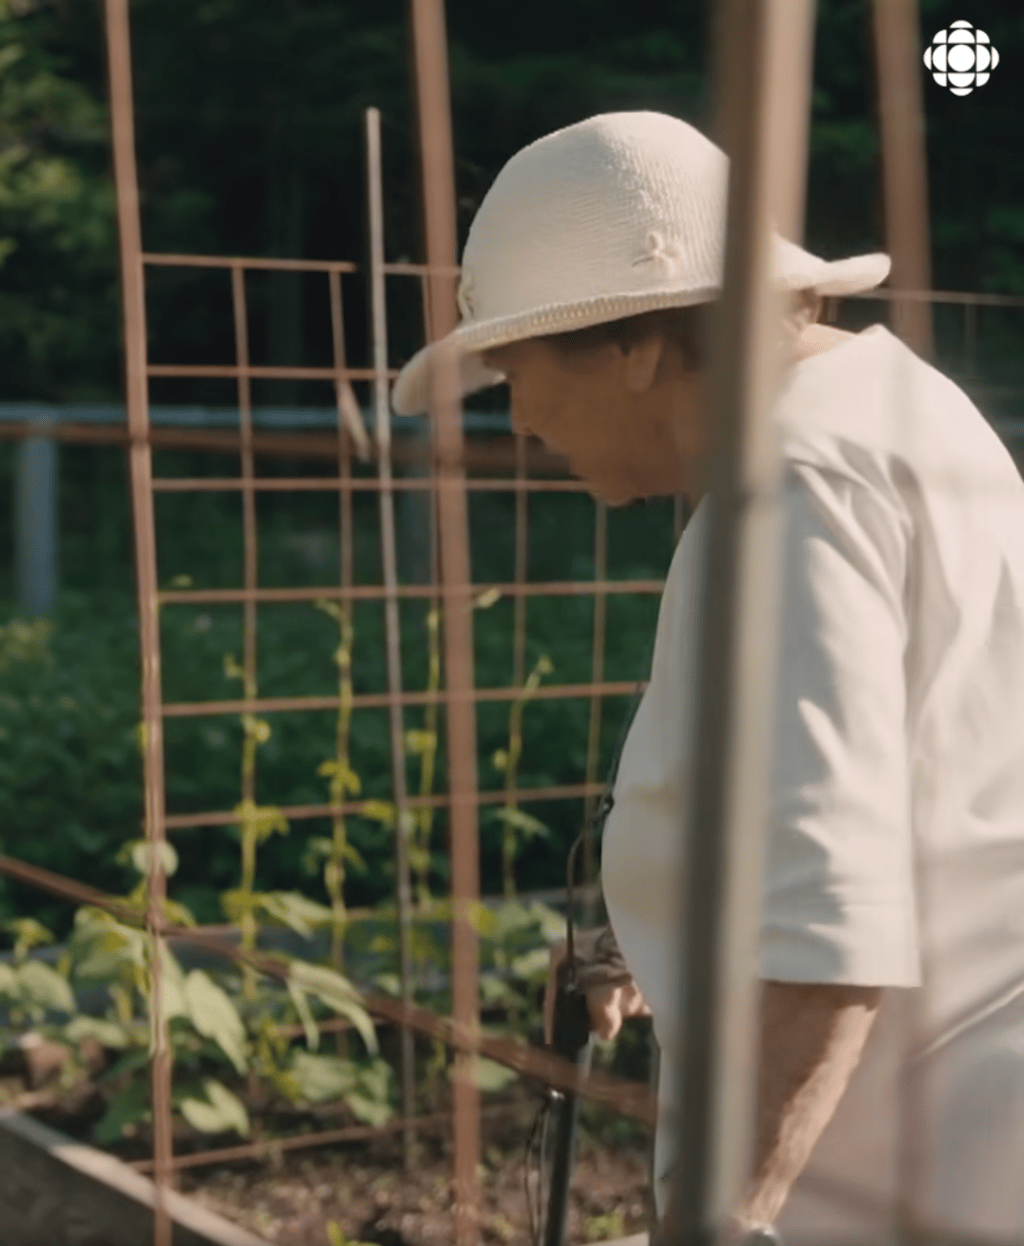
[624,335,665,393]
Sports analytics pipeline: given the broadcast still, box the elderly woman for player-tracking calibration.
[393,113,1024,1243]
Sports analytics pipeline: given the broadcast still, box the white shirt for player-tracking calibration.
[600,323,1024,1241]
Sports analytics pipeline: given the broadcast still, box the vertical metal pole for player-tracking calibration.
[872,0,934,361]
[102,3,174,1243]
[15,417,58,616]
[328,267,356,977]
[511,432,529,694]
[408,1,481,1241]
[582,498,608,923]
[231,266,259,722]
[366,105,417,1168]
[661,3,816,1243]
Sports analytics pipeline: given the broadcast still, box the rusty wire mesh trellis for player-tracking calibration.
[87,2,678,1243]
[1,2,1020,1245]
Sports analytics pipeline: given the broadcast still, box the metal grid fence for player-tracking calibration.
[2,3,1024,1246]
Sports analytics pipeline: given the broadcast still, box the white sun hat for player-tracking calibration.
[392,110,891,416]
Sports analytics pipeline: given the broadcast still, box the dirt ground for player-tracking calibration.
[180,1101,653,1246]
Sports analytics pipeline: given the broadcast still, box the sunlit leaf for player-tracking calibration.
[404,729,436,755]
[285,977,320,1052]
[360,799,395,827]
[183,970,247,1074]
[18,960,75,1014]
[233,800,289,843]
[2,917,54,959]
[149,942,188,1025]
[451,1055,518,1093]
[65,1015,129,1049]
[179,1078,250,1136]
[288,961,377,1055]
[510,947,551,982]
[259,891,333,938]
[289,1050,356,1102]
[473,587,501,609]
[490,807,549,839]
[120,839,179,878]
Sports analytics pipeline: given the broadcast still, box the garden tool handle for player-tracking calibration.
[543,962,593,1246]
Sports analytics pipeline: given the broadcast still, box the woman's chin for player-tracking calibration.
[585,483,636,507]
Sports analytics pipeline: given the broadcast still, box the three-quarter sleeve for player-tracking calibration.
[760,460,921,987]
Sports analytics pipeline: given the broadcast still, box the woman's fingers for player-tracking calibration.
[545,938,650,1045]
[587,982,652,1041]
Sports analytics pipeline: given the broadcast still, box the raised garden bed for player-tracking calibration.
[0,1106,270,1246]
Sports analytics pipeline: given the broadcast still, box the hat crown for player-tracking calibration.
[458,112,728,323]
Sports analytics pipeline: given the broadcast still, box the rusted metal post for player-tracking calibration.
[231,264,259,730]
[660,2,817,1242]
[872,0,934,361]
[582,498,608,923]
[102,2,174,1244]
[408,0,481,1240]
[366,105,418,1167]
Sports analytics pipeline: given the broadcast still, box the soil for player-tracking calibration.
[179,1099,654,1246]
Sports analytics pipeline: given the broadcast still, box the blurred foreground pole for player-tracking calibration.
[659,2,816,1244]
[15,417,57,616]
[872,0,934,361]
[103,3,174,1245]
[407,1,482,1243]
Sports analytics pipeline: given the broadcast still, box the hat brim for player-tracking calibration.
[391,248,891,417]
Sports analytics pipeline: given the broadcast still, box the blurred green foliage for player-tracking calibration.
[0,439,671,932]
[1,0,1023,401]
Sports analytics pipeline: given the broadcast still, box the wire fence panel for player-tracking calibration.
[2,5,1021,1246]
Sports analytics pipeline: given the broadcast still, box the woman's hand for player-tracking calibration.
[543,934,651,1045]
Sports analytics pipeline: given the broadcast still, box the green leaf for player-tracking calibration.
[285,976,320,1052]
[258,891,333,938]
[318,759,361,795]
[65,1015,129,1049]
[404,729,436,755]
[288,962,377,1055]
[510,947,551,982]
[490,900,533,940]
[2,917,54,959]
[182,970,247,1074]
[289,1050,356,1102]
[451,1055,518,1093]
[373,972,401,997]
[479,974,520,1006]
[346,1057,394,1125]
[490,807,549,839]
[360,799,395,827]
[179,1078,250,1137]
[120,839,179,878]
[149,942,188,1024]
[233,800,288,843]
[473,587,501,609]
[18,960,75,1014]
[524,901,567,945]
[0,963,18,997]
